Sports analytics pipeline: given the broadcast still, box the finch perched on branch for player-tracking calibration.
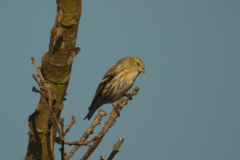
[84,57,145,120]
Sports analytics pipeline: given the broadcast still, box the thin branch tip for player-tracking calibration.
[107,138,125,160]
[65,110,106,160]
[64,116,76,136]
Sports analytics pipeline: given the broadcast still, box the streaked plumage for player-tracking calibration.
[84,57,145,120]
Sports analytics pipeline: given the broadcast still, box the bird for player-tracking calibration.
[84,57,145,120]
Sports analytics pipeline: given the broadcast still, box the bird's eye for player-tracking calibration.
[136,62,140,65]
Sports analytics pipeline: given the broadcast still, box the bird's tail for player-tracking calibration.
[83,106,97,121]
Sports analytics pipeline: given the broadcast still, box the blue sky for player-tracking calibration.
[0,1,240,160]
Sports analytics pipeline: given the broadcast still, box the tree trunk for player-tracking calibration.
[25,1,82,159]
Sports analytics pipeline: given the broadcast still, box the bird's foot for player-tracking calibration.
[111,103,120,117]
[125,93,133,100]
[114,107,120,117]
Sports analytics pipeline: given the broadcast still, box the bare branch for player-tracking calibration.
[64,136,97,146]
[65,109,107,160]
[32,73,42,88]
[32,87,44,94]
[31,57,52,111]
[80,87,139,160]
[31,57,45,83]
[107,138,125,160]
[54,116,62,140]
[59,118,66,160]
[64,116,76,136]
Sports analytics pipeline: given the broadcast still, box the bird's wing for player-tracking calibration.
[91,66,119,105]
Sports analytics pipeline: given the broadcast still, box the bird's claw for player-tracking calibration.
[114,107,120,117]
[125,94,133,100]
[111,103,120,117]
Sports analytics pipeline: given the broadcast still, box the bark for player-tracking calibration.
[25,1,82,160]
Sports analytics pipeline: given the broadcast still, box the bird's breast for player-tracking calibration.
[103,71,139,103]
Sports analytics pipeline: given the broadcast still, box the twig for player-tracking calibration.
[63,142,80,146]
[100,156,105,160]
[65,109,107,160]
[59,118,66,160]
[64,116,76,136]
[54,116,62,140]
[55,115,76,152]
[107,138,125,160]
[32,87,44,94]
[64,137,96,146]
[31,57,52,111]
[32,73,42,88]
[78,136,97,146]
[80,87,139,160]
[31,57,45,83]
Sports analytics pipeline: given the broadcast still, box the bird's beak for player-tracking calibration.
[139,67,145,73]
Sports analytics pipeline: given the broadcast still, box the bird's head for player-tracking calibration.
[128,57,145,74]
[114,57,145,76]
